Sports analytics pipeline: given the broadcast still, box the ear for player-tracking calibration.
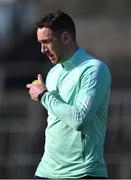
[61,32,71,44]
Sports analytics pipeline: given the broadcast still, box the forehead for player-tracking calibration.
[37,27,54,40]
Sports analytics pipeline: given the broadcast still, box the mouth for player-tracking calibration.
[48,54,56,61]
[49,54,54,58]
[45,51,57,63]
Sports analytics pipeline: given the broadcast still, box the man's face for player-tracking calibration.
[37,27,66,64]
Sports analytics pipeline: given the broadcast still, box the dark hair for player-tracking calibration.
[35,10,76,41]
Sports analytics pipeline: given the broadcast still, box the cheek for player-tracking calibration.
[50,41,64,58]
[54,48,62,58]
[50,45,58,56]
[49,44,55,53]
[56,42,63,53]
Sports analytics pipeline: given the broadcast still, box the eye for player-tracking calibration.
[39,39,52,46]
[43,39,51,45]
[45,40,50,45]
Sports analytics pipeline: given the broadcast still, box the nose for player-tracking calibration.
[41,43,48,54]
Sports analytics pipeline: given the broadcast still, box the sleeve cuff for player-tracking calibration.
[38,90,48,101]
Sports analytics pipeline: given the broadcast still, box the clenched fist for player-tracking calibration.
[26,74,47,101]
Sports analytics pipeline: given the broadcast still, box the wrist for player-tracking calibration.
[38,89,48,101]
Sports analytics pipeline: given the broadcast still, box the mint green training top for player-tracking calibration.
[35,47,111,179]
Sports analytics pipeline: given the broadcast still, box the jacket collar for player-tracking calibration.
[61,47,89,71]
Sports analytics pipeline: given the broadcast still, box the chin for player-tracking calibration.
[51,59,58,64]
[51,57,61,64]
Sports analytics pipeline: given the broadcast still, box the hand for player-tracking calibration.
[26,74,47,101]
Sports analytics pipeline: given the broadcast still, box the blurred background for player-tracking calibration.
[0,0,131,178]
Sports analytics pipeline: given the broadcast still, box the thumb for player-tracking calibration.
[38,74,43,84]
[26,83,32,89]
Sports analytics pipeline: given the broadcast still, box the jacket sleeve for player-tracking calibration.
[41,63,111,131]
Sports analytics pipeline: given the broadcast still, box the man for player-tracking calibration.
[26,10,111,179]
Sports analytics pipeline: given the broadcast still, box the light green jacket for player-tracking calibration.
[35,47,111,179]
